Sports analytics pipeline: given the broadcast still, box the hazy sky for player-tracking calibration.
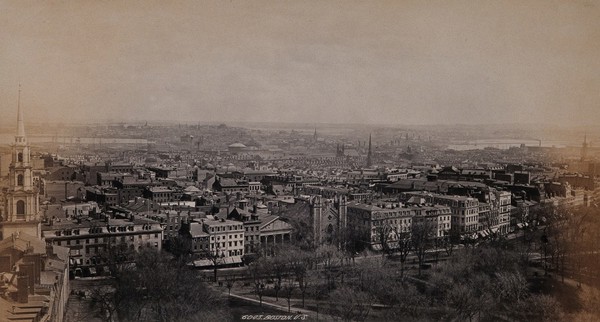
[0,0,598,126]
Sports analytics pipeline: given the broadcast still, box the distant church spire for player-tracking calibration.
[581,133,588,162]
[366,133,372,167]
[16,84,26,142]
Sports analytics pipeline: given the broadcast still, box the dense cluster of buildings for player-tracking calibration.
[1,103,599,321]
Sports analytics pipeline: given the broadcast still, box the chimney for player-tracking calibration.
[20,263,35,295]
[46,245,54,257]
[24,255,41,285]
[17,276,28,303]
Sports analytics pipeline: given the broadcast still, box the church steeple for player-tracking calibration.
[16,84,26,144]
[581,133,588,162]
[1,85,41,240]
[366,133,372,167]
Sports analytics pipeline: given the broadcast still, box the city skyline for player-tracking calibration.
[1,0,599,126]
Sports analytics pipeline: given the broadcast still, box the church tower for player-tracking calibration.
[366,133,373,167]
[581,134,588,162]
[1,86,41,240]
[309,194,348,248]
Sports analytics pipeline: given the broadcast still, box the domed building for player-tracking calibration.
[228,142,247,153]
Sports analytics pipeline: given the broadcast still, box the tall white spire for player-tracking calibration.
[16,84,26,141]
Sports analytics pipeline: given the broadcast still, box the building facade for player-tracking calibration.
[42,216,163,270]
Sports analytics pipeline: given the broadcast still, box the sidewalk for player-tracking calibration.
[228,291,336,321]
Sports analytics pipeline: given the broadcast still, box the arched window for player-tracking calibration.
[17,174,24,186]
[16,200,25,216]
[17,153,23,162]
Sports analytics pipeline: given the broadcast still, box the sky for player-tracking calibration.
[0,0,598,126]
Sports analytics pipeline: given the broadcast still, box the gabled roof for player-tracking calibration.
[259,215,279,228]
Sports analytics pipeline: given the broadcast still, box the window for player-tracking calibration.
[16,200,25,216]
[17,174,23,186]
[17,153,23,162]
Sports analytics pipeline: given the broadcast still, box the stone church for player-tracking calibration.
[309,194,347,246]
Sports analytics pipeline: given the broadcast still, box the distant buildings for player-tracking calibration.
[212,177,249,194]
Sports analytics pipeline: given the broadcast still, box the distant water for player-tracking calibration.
[447,139,575,150]
[0,134,149,145]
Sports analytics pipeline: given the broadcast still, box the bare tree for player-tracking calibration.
[287,247,312,307]
[374,224,395,258]
[565,207,588,287]
[445,283,478,322]
[225,274,236,296]
[339,224,368,265]
[199,242,225,282]
[448,228,461,255]
[282,274,296,313]
[328,286,373,322]
[95,240,136,277]
[247,257,268,307]
[412,220,435,276]
[316,244,343,290]
[89,285,118,322]
[509,294,563,322]
[308,270,328,321]
[392,228,412,277]
[91,248,230,322]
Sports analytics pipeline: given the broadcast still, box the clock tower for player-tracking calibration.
[0,86,41,240]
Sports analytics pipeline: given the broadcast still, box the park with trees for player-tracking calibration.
[81,202,600,321]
